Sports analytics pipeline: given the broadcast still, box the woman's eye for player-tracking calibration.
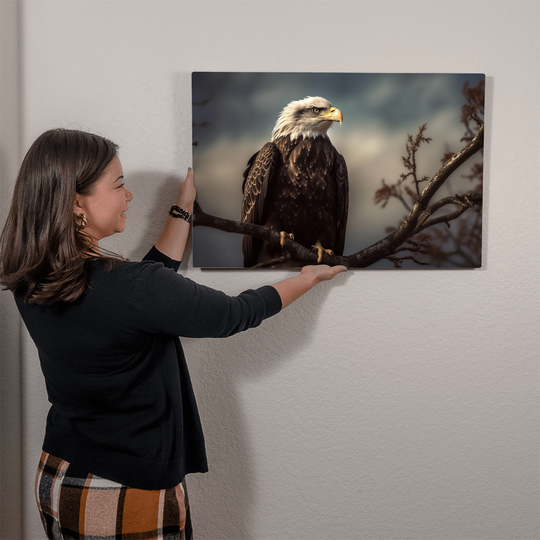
[312,107,320,114]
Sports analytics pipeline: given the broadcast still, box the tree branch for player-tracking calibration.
[193,202,324,265]
[411,193,482,235]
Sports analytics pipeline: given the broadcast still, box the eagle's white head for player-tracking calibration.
[271,96,343,142]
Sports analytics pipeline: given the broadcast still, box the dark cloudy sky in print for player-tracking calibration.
[192,72,484,268]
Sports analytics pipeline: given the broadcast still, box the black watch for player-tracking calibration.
[169,205,193,223]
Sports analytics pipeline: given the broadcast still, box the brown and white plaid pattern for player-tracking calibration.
[35,451,192,540]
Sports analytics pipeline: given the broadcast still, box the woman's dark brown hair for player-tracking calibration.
[0,128,123,305]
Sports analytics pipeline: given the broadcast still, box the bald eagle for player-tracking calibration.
[241,96,349,267]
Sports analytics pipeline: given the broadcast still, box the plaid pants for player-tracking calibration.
[35,451,193,540]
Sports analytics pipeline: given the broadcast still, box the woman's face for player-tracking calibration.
[74,156,133,242]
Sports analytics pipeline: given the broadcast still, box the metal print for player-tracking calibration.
[192,73,485,269]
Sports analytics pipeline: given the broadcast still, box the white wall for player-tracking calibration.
[1,1,538,539]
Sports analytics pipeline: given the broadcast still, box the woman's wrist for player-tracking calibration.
[300,267,322,286]
[173,203,194,215]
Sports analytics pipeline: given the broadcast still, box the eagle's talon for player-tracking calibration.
[280,231,294,247]
[311,243,334,264]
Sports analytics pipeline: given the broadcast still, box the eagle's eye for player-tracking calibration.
[312,107,321,114]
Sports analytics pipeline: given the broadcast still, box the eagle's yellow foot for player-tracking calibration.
[311,243,333,264]
[280,231,294,247]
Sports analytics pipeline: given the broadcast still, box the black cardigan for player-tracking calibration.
[16,247,282,489]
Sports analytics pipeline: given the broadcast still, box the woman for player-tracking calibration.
[0,129,345,539]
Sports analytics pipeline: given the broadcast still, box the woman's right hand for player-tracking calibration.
[300,264,347,283]
[272,264,347,309]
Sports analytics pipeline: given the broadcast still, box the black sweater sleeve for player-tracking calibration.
[129,257,282,338]
[142,245,181,272]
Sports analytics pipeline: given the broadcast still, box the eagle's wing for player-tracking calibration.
[241,142,279,267]
[334,153,349,256]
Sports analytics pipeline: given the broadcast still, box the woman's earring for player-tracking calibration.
[76,213,87,230]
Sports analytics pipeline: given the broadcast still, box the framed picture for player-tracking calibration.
[192,72,485,269]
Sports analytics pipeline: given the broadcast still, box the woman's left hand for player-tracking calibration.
[175,168,196,211]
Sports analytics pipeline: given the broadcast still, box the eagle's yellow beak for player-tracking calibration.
[318,107,343,125]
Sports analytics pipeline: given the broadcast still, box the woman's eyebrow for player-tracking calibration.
[113,175,124,183]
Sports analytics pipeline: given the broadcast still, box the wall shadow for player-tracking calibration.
[183,280,347,539]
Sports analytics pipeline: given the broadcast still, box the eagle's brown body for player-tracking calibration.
[241,133,349,267]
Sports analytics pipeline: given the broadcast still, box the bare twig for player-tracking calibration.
[411,193,482,235]
[252,255,291,268]
[374,180,412,212]
[401,124,432,196]
[386,255,431,268]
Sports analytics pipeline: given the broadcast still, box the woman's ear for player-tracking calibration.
[73,196,84,215]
